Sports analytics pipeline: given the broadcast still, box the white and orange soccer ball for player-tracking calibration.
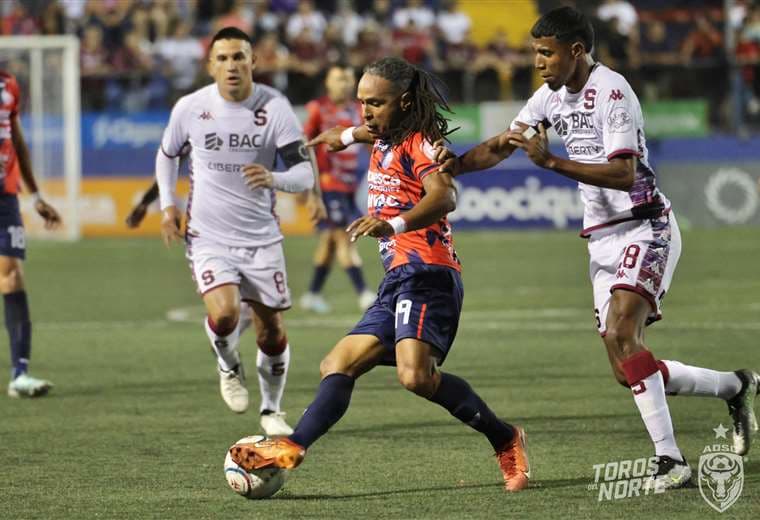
[224,436,286,499]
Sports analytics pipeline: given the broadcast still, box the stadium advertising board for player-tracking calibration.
[449,168,584,230]
[70,110,757,236]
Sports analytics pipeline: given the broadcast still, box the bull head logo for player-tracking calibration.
[698,452,743,512]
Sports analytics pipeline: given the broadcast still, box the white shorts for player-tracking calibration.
[588,212,681,335]
[186,236,292,310]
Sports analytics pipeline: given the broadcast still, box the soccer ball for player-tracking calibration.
[224,436,286,499]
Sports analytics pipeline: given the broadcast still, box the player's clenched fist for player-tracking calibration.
[242,164,274,190]
[160,205,182,247]
[346,215,393,242]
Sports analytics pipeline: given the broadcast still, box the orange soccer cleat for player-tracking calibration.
[495,425,531,492]
[230,437,306,471]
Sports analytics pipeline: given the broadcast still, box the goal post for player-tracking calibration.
[0,35,81,240]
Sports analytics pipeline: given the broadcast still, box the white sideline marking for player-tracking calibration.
[30,302,760,332]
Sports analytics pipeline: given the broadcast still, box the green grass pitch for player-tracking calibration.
[1,228,758,519]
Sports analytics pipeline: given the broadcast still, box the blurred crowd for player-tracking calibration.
[2,0,760,129]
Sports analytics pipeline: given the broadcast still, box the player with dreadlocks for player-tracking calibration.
[228,57,531,493]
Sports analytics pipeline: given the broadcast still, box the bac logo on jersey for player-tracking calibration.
[552,114,569,136]
[609,90,625,101]
[205,132,223,150]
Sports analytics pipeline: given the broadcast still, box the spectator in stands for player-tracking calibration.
[435,29,479,102]
[436,0,471,46]
[472,29,530,101]
[347,21,392,71]
[253,30,290,92]
[392,0,434,31]
[597,0,638,39]
[287,26,327,103]
[80,24,112,110]
[154,19,205,102]
[638,18,681,101]
[213,0,254,35]
[82,0,133,54]
[39,1,65,35]
[392,17,435,68]
[1,0,39,35]
[110,29,159,111]
[364,0,393,27]
[251,0,281,39]
[286,0,327,43]
[330,0,365,47]
[148,0,181,41]
[736,5,760,120]
[682,13,723,64]
[595,0,639,71]
[682,13,726,126]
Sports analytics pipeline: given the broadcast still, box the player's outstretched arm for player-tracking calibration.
[11,115,61,230]
[305,125,373,152]
[434,130,518,177]
[126,181,159,228]
[346,171,456,242]
[508,123,635,191]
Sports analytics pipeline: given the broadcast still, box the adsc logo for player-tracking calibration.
[698,424,743,513]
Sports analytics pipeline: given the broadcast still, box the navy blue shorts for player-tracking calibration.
[318,191,360,230]
[0,195,25,259]
[349,263,463,365]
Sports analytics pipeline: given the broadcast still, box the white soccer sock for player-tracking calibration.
[205,317,241,372]
[661,360,742,400]
[633,371,682,460]
[257,344,290,413]
[623,352,682,460]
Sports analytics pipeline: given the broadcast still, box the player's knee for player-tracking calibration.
[0,267,24,293]
[209,312,238,336]
[257,330,286,356]
[319,355,350,378]
[613,368,630,387]
[397,367,434,398]
[604,320,639,357]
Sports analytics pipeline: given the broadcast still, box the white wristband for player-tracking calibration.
[388,216,407,235]
[32,192,43,204]
[340,126,356,146]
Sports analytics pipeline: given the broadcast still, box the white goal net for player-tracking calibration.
[0,35,81,240]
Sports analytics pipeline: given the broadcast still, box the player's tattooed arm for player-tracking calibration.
[508,123,635,191]
[305,125,373,152]
[346,171,457,242]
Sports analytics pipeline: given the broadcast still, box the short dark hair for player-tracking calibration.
[531,7,594,53]
[364,57,451,146]
[209,26,253,50]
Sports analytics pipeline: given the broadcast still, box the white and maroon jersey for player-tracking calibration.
[511,63,669,235]
[161,83,304,247]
